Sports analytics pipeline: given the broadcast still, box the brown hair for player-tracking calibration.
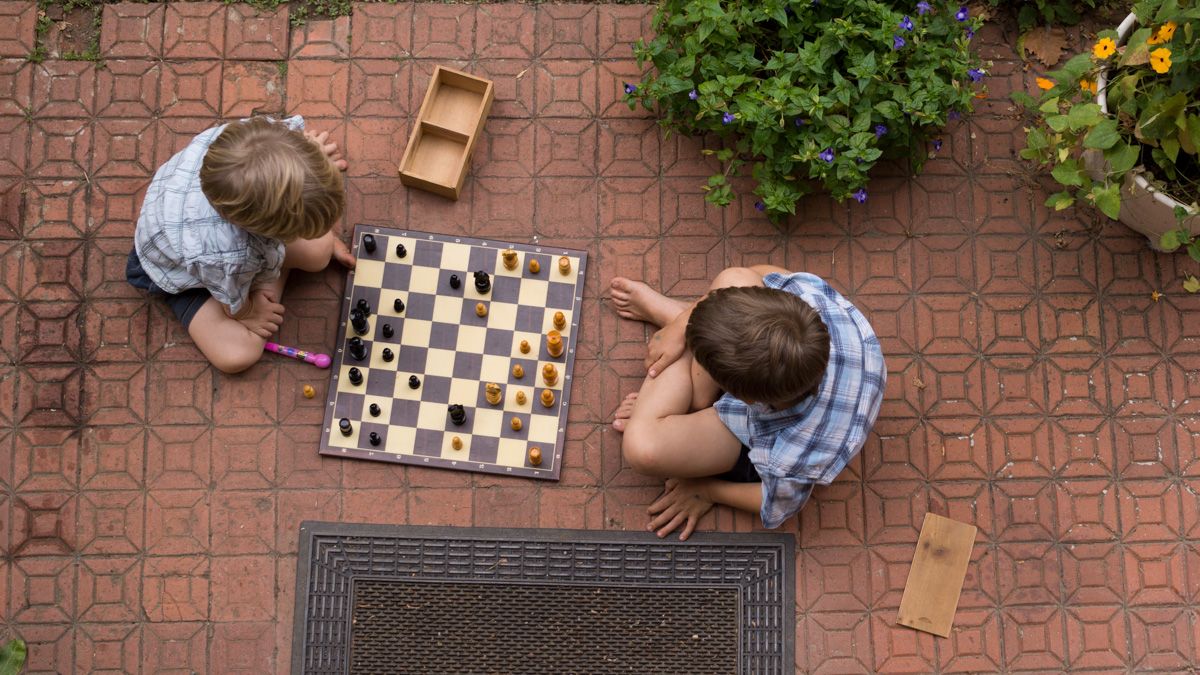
[686,286,830,407]
[200,117,344,242]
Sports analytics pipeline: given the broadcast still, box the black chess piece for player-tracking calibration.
[339,418,352,436]
[348,337,367,361]
[449,274,461,290]
[382,323,394,339]
[395,243,407,258]
[369,403,381,417]
[473,270,491,294]
[393,297,405,313]
[348,367,363,386]
[368,431,381,446]
[408,375,421,389]
[356,298,371,318]
[362,234,376,254]
[448,404,467,426]
[350,310,369,336]
[381,348,394,362]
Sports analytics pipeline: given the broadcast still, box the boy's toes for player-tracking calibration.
[612,418,626,432]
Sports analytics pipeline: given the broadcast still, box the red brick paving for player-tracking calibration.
[1,1,1199,672]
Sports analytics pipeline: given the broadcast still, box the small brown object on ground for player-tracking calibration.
[528,447,542,466]
[510,417,523,432]
[542,363,558,386]
[519,339,531,354]
[546,330,564,358]
[501,248,518,270]
[512,364,524,378]
[485,382,503,405]
[558,256,571,274]
[302,384,316,399]
[540,389,555,407]
[553,311,566,330]
[515,390,527,405]
[529,259,540,274]
[451,436,463,450]
[476,302,487,317]
[896,513,978,638]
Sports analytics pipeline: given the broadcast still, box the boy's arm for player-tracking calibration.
[647,477,764,540]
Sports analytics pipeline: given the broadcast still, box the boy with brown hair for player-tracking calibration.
[610,266,886,540]
[127,116,355,373]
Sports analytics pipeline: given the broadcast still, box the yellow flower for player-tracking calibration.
[1036,76,1055,90]
[1159,21,1177,41]
[1151,290,1163,302]
[1150,47,1172,73]
[1093,37,1117,59]
[1079,79,1097,94]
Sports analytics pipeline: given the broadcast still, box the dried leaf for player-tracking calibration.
[1184,275,1200,293]
[1020,27,1068,67]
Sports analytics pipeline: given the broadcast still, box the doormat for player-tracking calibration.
[292,521,794,674]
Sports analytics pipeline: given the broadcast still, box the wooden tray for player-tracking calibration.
[398,66,494,200]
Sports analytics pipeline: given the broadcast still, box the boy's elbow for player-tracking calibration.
[711,267,763,290]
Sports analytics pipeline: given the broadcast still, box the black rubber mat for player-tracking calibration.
[292,522,794,675]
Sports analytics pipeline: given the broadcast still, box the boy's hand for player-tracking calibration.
[305,130,348,171]
[646,319,687,378]
[237,289,285,339]
[647,478,715,541]
[333,238,356,269]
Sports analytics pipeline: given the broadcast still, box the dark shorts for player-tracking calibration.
[718,444,761,483]
[125,249,211,330]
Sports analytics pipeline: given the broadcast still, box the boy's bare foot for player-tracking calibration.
[612,392,639,432]
[609,278,688,328]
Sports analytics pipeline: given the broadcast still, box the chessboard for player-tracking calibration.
[319,225,587,480]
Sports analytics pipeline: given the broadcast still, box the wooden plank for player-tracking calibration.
[895,513,977,638]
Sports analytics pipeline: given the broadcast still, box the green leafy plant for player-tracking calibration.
[1017,0,1200,218]
[988,0,1101,30]
[1162,206,1200,290]
[0,639,26,675]
[624,0,984,219]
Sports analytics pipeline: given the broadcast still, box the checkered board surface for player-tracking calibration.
[319,225,587,480]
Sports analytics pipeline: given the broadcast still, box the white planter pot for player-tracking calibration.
[1094,12,1199,251]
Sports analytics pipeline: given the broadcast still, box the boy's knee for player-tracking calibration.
[208,341,262,374]
[621,423,666,475]
[711,266,761,290]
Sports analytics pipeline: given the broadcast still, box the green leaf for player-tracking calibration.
[1052,160,1085,187]
[1067,103,1103,131]
[0,639,27,675]
[1046,114,1071,132]
[1160,229,1183,251]
[1105,142,1140,174]
[1190,241,1200,263]
[1083,119,1120,149]
[1183,275,1200,293]
[1092,183,1122,219]
[1045,191,1075,210]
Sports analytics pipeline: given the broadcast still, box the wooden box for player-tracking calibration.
[398,66,494,200]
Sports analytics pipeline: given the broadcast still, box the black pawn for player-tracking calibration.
[348,367,363,386]
[362,234,376,254]
[473,270,491,294]
[351,310,369,336]
[348,337,367,361]
[382,323,394,339]
[408,375,421,389]
[368,431,381,446]
[369,403,381,417]
[393,297,405,313]
[395,243,407,258]
[381,348,394,362]
[339,418,352,436]
[448,404,467,426]
[449,274,461,290]
[356,298,371,318]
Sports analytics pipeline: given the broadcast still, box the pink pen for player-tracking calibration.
[264,342,333,368]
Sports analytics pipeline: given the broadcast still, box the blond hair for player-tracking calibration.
[199,117,344,241]
[686,286,830,408]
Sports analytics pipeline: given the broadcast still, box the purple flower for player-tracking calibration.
[965,26,975,39]
[899,15,914,30]
[819,147,835,162]
[688,89,699,101]
[893,34,906,49]
[754,201,766,212]
[932,139,943,151]
[968,68,984,82]
[794,117,805,128]
[948,110,961,121]
[955,5,968,21]
[916,0,931,14]
[722,111,735,125]
[852,188,868,203]
[874,124,888,138]
[624,82,637,95]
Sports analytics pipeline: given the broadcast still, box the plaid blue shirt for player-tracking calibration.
[134,116,304,315]
[714,273,886,528]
